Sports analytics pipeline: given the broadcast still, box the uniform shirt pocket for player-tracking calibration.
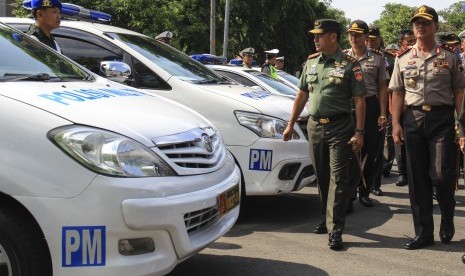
[307,74,318,92]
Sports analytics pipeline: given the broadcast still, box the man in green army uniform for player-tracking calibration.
[283,19,367,250]
[27,0,62,53]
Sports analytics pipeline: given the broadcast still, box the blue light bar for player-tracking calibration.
[190,54,227,65]
[229,58,243,65]
[22,1,111,23]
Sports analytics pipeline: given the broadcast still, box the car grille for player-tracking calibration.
[297,116,309,139]
[184,206,220,235]
[153,127,225,175]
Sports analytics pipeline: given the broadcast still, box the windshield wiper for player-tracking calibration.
[83,74,95,81]
[1,73,51,82]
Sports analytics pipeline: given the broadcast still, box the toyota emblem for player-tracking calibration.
[201,134,213,152]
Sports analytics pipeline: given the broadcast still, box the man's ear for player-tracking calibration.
[36,9,43,19]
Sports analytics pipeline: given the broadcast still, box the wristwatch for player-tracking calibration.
[355,128,365,134]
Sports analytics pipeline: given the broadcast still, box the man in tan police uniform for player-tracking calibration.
[240,47,255,69]
[346,20,388,207]
[390,5,465,250]
[283,19,366,250]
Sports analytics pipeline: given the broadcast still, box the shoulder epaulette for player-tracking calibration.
[396,47,412,57]
[369,48,383,56]
[441,44,455,53]
[383,50,396,57]
[308,52,320,59]
[342,53,357,64]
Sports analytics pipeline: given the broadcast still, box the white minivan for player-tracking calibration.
[0,17,316,198]
[0,22,240,276]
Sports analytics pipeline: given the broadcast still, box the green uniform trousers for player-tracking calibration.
[307,115,354,233]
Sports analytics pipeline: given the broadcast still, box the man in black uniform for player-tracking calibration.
[27,0,62,53]
[390,5,465,250]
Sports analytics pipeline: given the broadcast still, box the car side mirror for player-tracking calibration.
[100,61,131,83]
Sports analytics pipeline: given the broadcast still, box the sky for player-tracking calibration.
[330,0,459,24]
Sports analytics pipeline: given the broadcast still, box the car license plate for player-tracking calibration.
[219,184,240,215]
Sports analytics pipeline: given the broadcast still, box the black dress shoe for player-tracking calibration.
[404,236,434,250]
[383,170,391,177]
[314,220,327,234]
[395,175,408,186]
[328,232,343,250]
[359,196,374,207]
[439,220,455,244]
[462,254,465,264]
[372,188,383,196]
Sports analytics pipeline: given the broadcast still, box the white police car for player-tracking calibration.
[1,14,315,199]
[0,22,240,276]
[207,64,298,99]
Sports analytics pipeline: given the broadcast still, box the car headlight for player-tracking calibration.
[49,126,176,177]
[234,111,300,139]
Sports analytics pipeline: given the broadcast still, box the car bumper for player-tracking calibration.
[17,163,241,276]
[228,137,315,195]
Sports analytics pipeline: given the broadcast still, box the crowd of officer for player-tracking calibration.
[23,0,465,262]
[284,4,465,257]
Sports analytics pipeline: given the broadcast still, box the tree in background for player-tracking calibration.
[439,2,465,34]
[373,3,416,45]
[12,0,348,73]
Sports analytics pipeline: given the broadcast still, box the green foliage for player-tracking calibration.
[10,0,349,73]
[375,3,416,45]
[438,3,465,34]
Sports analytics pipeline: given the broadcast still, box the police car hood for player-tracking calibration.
[0,82,211,146]
[197,84,307,119]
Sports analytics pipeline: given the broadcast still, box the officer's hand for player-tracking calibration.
[282,125,294,141]
[460,138,465,153]
[348,133,364,152]
[378,116,387,131]
[392,123,404,145]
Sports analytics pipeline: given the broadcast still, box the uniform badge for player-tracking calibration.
[407,78,416,88]
[355,71,363,81]
[437,52,446,60]
[43,0,51,7]
[352,66,361,72]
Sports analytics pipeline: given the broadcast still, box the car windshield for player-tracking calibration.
[0,24,89,82]
[107,32,229,84]
[246,71,297,96]
[278,71,299,85]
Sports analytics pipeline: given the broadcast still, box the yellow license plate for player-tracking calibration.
[219,184,240,215]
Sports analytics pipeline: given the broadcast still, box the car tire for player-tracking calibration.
[0,207,52,276]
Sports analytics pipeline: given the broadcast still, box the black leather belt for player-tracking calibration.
[407,105,453,112]
[309,113,349,124]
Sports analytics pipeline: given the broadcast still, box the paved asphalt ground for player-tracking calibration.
[168,169,465,276]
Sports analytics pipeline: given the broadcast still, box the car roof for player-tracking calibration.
[0,17,144,37]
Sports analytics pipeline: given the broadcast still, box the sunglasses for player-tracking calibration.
[413,20,433,27]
